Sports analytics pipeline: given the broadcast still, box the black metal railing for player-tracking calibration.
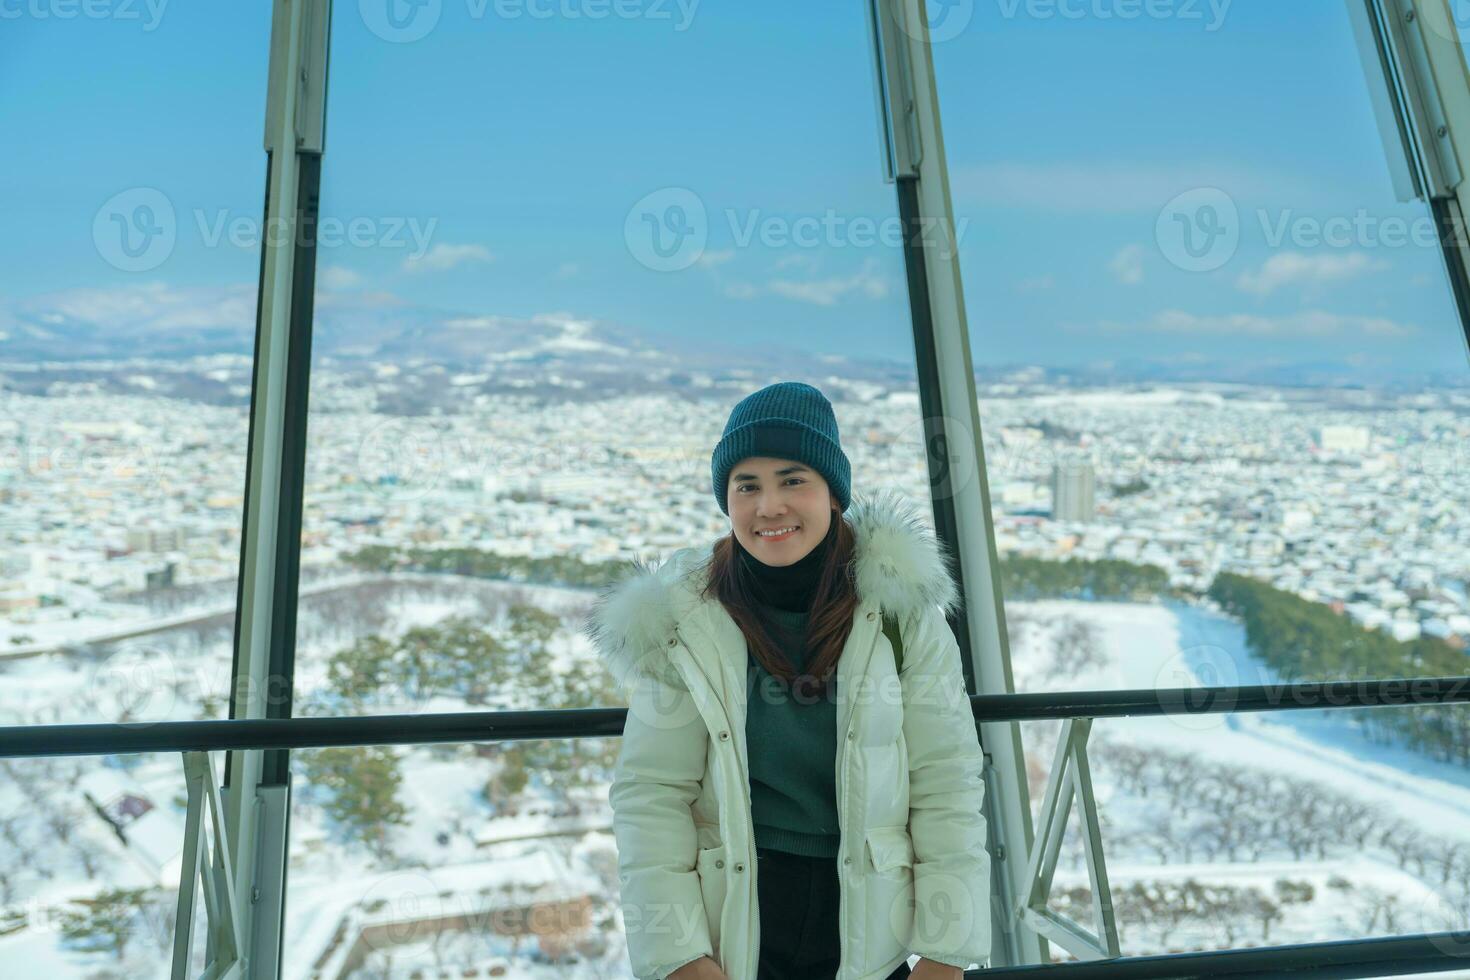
[975,930,1470,979]
[3,676,1467,758]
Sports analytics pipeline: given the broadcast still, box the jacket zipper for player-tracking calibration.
[835,614,885,980]
[676,612,884,978]
[671,625,758,972]
[672,625,751,805]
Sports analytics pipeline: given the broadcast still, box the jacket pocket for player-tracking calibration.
[863,825,916,971]
[865,825,915,873]
[694,844,728,952]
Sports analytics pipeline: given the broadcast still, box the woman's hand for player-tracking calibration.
[668,955,730,980]
[911,956,965,979]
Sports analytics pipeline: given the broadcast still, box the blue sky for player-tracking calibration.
[3,0,1469,379]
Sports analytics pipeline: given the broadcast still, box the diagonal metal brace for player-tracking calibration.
[172,751,245,980]
[1016,717,1120,961]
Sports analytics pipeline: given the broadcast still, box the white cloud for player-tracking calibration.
[20,281,258,333]
[402,243,494,273]
[319,265,365,290]
[1109,245,1146,285]
[695,250,735,268]
[720,259,888,306]
[314,287,407,311]
[1236,252,1388,296]
[1100,308,1415,338]
[767,259,888,306]
[442,315,513,330]
[1015,275,1055,293]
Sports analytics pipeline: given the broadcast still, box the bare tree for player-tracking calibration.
[1426,841,1467,887]
[1049,617,1105,675]
[47,801,80,846]
[76,842,99,880]
[1324,797,1382,852]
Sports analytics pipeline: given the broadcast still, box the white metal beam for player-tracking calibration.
[1350,0,1470,363]
[221,1,330,977]
[870,0,1049,967]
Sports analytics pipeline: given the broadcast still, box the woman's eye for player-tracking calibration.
[737,479,802,493]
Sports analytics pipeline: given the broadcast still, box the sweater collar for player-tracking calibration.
[737,519,834,613]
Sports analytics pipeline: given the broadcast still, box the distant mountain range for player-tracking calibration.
[0,292,881,375]
[2,291,1464,401]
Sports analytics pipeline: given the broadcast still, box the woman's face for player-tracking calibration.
[727,456,835,566]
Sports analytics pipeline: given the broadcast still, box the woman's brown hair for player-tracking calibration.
[698,503,858,700]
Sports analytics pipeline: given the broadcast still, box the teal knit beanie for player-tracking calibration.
[710,381,851,516]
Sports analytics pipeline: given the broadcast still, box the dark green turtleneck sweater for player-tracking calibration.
[744,608,842,857]
[737,519,843,858]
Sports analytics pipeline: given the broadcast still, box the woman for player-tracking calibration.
[585,382,991,980]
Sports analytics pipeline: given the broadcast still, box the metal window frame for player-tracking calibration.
[1349,0,1470,362]
[222,1,331,977]
[32,0,1468,974]
[880,0,1470,968]
[869,0,1046,967]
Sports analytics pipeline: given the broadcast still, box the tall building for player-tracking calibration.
[1316,425,1371,453]
[1051,460,1096,523]
[126,526,187,553]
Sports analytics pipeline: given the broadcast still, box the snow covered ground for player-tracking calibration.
[1008,599,1470,969]
[0,571,378,659]
[1012,599,1470,843]
[3,583,1469,977]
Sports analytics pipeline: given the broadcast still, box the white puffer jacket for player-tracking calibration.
[584,488,992,980]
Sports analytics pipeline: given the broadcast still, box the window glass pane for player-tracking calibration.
[0,752,214,974]
[1021,711,1470,961]
[932,2,1470,959]
[1,10,267,975]
[292,5,926,724]
[0,16,265,722]
[933,6,1470,689]
[285,6,932,975]
[287,738,621,975]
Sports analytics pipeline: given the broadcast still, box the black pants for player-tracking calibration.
[755,845,913,980]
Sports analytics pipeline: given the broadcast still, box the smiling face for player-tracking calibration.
[727,456,836,566]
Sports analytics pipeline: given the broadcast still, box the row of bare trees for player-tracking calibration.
[1018,732,1470,951]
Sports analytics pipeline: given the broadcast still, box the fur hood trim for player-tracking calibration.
[581,487,961,693]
